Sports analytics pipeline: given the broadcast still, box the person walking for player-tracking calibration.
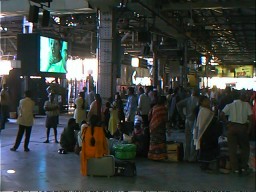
[43,93,60,143]
[0,84,10,130]
[10,90,35,152]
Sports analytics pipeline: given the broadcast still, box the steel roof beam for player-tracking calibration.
[161,1,255,11]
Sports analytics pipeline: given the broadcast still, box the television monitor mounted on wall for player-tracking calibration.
[40,36,68,74]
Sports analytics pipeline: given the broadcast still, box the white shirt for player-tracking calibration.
[222,100,252,124]
[138,93,151,115]
[17,97,35,126]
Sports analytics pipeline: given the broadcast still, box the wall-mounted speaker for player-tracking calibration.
[28,5,39,23]
[42,10,50,27]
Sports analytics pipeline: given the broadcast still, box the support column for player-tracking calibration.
[97,10,117,103]
[179,40,188,88]
[152,34,159,89]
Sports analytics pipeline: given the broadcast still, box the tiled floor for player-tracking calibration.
[0,114,255,191]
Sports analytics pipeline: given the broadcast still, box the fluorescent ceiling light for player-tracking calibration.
[131,58,139,67]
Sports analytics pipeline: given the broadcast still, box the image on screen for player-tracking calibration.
[40,36,68,73]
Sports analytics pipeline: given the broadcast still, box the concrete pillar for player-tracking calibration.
[158,57,166,95]
[97,10,117,103]
[183,41,188,88]
[152,34,158,89]
[179,40,188,88]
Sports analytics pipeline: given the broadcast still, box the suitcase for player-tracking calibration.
[114,143,137,160]
[115,159,137,177]
[166,141,184,162]
[87,155,115,177]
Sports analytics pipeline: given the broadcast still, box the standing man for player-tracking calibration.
[220,91,253,175]
[177,88,199,162]
[10,90,35,152]
[43,93,59,143]
[124,87,138,122]
[137,86,151,127]
[0,84,10,130]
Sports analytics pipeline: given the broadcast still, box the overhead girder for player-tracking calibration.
[0,0,91,16]
[161,0,256,11]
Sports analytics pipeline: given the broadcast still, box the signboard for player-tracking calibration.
[215,65,253,78]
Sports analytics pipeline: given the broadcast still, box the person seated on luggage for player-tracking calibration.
[60,118,78,152]
[113,121,125,140]
[80,115,109,176]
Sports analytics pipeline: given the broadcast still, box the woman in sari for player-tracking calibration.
[74,92,86,125]
[80,115,109,176]
[193,96,222,171]
[87,93,103,122]
[148,96,168,161]
[108,101,119,135]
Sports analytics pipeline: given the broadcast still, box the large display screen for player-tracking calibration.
[40,36,68,73]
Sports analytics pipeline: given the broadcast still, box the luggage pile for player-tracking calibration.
[113,143,137,177]
[87,143,137,177]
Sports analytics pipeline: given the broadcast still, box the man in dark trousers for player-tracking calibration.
[10,90,35,152]
[221,91,253,175]
[0,84,10,130]
[43,93,60,143]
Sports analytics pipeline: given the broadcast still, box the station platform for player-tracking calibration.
[0,114,255,191]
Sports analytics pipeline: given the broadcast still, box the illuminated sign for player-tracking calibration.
[215,65,253,78]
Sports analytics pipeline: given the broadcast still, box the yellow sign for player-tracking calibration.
[215,65,253,78]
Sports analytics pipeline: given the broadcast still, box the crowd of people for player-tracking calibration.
[1,82,255,176]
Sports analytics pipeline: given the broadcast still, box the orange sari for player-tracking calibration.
[80,126,109,176]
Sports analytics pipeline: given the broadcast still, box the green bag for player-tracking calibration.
[113,144,137,160]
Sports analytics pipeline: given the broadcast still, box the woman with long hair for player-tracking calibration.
[87,93,102,123]
[80,115,109,176]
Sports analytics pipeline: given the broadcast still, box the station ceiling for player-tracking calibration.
[0,0,255,66]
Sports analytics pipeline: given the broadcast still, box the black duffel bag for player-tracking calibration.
[114,159,137,177]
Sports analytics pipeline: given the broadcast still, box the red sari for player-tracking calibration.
[148,104,168,160]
